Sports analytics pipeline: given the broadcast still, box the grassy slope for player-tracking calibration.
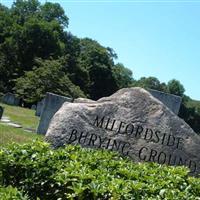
[0,103,39,129]
[0,125,42,147]
[0,103,43,147]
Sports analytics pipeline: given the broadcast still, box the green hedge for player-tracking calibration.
[0,140,200,200]
[0,186,29,200]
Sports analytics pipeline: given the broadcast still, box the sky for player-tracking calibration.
[1,0,200,100]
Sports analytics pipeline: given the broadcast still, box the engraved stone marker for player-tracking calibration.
[31,105,36,110]
[35,99,45,117]
[148,89,182,115]
[0,106,4,120]
[37,93,72,134]
[45,87,200,176]
[3,93,20,106]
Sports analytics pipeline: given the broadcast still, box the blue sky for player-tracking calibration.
[2,0,200,100]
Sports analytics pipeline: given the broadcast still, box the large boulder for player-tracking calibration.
[45,87,200,176]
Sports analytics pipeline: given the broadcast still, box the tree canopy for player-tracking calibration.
[0,0,200,134]
[0,0,126,100]
[15,58,85,105]
[167,79,185,97]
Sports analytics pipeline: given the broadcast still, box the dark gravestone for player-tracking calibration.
[31,105,36,110]
[3,93,20,106]
[35,99,45,117]
[46,87,200,176]
[37,93,73,134]
[0,93,4,102]
[148,89,182,115]
[0,106,4,119]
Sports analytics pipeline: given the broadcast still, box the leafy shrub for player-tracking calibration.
[0,140,200,200]
[15,58,86,104]
[0,185,29,200]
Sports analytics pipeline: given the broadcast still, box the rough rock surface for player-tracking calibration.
[45,87,200,176]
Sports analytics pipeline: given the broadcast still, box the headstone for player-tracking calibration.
[0,93,4,102]
[3,93,20,106]
[148,89,182,115]
[31,105,36,110]
[35,99,45,117]
[37,93,73,134]
[0,106,4,120]
[46,87,200,176]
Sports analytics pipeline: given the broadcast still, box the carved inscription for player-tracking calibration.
[67,129,131,156]
[93,116,183,149]
[65,115,197,173]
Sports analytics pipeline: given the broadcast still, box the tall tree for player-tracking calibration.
[62,33,90,95]
[167,79,185,97]
[112,63,133,89]
[0,1,68,92]
[0,2,19,92]
[11,0,40,25]
[133,76,168,92]
[15,17,65,72]
[78,38,118,99]
[15,58,85,105]
[40,2,68,28]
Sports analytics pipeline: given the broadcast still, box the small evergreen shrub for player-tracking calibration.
[0,185,29,200]
[0,140,200,200]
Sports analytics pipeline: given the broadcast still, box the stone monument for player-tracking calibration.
[148,89,182,115]
[31,105,36,110]
[0,106,4,120]
[45,87,200,176]
[35,99,45,117]
[37,93,73,134]
[3,93,20,106]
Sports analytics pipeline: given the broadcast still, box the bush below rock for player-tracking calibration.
[0,140,200,200]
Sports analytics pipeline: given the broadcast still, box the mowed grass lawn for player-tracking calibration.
[0,103,39,129]
[0,103,43,147]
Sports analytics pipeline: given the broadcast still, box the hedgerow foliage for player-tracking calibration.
[0,140,200,200]
[0,186,29,200]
